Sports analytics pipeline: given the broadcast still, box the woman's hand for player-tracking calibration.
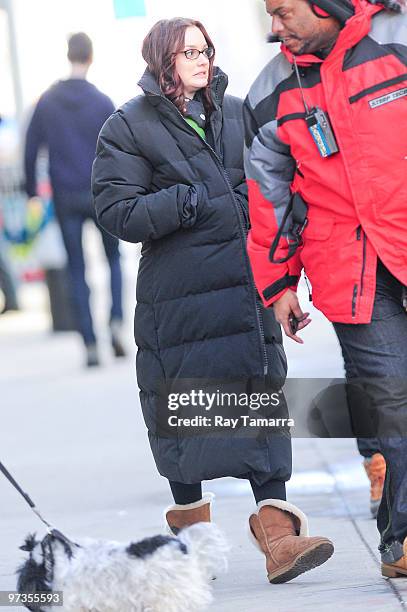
[179,184,206,228]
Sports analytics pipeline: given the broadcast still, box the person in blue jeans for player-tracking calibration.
[334,261,407,574]
[24,32,125,366]
[245,0,407,580]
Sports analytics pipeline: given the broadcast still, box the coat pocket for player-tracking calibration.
[300,216,335,297]
[349,73,407,106]
[302,216,334,241]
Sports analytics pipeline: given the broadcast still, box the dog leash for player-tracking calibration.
[0,460,53,530]
[0,460,76,548]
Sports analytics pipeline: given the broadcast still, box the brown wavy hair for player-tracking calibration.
[142,18,215,116]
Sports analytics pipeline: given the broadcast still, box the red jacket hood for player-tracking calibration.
[281,0,383,66]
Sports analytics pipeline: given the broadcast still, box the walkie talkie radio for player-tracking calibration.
[293,60,339,158]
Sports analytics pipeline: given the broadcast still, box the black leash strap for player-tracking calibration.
[0,461,35,508]
[1,460,79,550]
[269,197,295,264]
[0,460,52,530]
[269,193,309,264]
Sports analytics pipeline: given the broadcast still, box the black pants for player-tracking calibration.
[169,477,286,505]
[357,437,381,459]
[54,190,123,345]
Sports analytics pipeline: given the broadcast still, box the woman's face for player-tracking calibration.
[174,26,211,99]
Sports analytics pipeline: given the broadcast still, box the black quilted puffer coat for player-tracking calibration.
[92,68,291,485]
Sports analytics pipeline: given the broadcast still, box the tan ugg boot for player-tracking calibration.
[165,493,214,536]
[249,499,334,583]
[382,538,407,578]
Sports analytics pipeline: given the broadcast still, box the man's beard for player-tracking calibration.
[281,37,312,55]
[287,33,339,56]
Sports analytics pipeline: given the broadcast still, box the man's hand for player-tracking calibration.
[273,289,311,344]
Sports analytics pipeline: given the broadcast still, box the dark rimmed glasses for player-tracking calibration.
[179,47,215,61]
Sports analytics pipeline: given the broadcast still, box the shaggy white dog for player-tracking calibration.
[17,523,227,612]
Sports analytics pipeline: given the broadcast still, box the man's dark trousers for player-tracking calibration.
[334,261,407,561]
[54,190,123,346]
[357,437,381,458]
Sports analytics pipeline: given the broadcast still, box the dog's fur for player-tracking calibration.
[17,523,227,612]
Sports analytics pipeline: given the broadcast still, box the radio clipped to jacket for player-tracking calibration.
[305,107,339,158]
[293,60,339,158]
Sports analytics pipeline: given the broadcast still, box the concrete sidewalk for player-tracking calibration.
[1,279,406,611]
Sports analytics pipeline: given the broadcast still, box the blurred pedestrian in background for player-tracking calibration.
[0,115,19,315]
[0,248,19,315]
[93,17,333,584]
[24,32,125,367]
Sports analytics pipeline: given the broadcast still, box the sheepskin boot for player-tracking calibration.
[382,538,407,578]
[249,499,334,583]
[165,493,214,536]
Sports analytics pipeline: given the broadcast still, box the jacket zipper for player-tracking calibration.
[361,233,367,297]
[349,73,407,104]
[352,284,358,319]
[354,225,367,317]
[304,274,312,302]
[381,474,393,547]
[147,91,269,375]
[204,119,268,376]
[356,225,367,294]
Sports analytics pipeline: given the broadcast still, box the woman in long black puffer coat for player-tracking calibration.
[92,17,333,585]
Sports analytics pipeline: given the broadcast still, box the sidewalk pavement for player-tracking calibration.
[1,275,407,612]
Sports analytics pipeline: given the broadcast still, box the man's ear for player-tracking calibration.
[309,2,330,18]
[306,0,355,24]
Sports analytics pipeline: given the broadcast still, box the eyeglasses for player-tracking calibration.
[179,47,215,61]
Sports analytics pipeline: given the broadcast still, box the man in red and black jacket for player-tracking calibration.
[244,0,407,578]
